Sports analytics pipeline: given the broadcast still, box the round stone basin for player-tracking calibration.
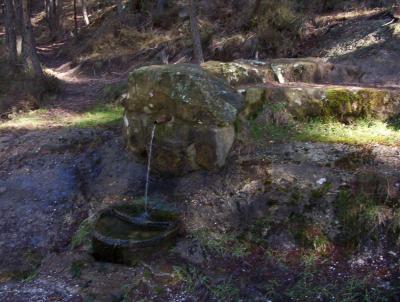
[92,204,179,265]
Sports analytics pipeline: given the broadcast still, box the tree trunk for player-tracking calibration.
[44,0,48,15]
[73,0,78,35]
[81,0,89,25]
[56,0,64,32]
[4,0,18,65]
[22,0,44,80]
[189,0,204,64]
[116,0,123,15]
[45,0,63,40]
[14,0,28,64]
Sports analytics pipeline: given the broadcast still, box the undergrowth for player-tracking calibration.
[335,171,400,248]
[190,229,250,258]
[172,265,240,301]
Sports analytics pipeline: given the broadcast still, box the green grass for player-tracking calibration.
[0,104,123,130]
[172,265,209,293]
[70,217,94,250]
[335,191,396,247]
[295,119,400,146]
[70,260,86,278]
[172,265,239,301]
[250,118,400,146]
[190,229,250,258]
[70,105,123,128]
[335,170,400,248]
[286,273,395,302]
[209,278,240,301]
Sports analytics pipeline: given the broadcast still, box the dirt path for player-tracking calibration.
[0,37,140,284]
[38,42,122,113]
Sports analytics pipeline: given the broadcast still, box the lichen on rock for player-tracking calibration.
[123,64,244,175]
[201,58,363,88]
[240,84,400,123]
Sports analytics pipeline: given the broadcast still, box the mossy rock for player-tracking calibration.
[124,64,244,175]
[201,60,273,87]
[239,84,400,123]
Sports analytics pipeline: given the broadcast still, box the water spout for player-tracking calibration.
[144,124,157,216]
[154,115,172,124]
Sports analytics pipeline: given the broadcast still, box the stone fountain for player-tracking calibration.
[92,64,243,264]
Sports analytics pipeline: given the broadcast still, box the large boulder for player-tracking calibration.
[123,64,244,175]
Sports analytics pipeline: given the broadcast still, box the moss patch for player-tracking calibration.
[325,89,362,120]
[324,88,390,121]
[71,217,94,250]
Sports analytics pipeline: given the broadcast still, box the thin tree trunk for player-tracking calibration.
[50,0,57,38]
[189,0,204,64]
[116,0,123,15]
[22,0,44,80]
[56,0,64,34]
[44,0,48,15]
[4,0,18,65]
[73,0,78,35]
[81,0,89,25]
[45,0,63,40]
[14,0,27,64]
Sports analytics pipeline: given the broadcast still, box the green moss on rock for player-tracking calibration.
[124,64,244,175]
[239,84,400,124]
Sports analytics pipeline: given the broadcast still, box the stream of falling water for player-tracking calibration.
[144,123,157,216]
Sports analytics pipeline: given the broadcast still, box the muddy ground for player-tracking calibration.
[1,121,400,301]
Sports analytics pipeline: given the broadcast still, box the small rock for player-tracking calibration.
[173,239,205,265]
[354,258,366,266]
[0,187,6,194]
[388,251,397,257]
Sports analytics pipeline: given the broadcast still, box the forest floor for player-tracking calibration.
[1,7,400,302]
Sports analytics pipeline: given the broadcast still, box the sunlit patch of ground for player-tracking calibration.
[296,119,400,146]
[44,64,96,84]
[251,118,400,146]
[0,104,123,130]
[315,8,387,25]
